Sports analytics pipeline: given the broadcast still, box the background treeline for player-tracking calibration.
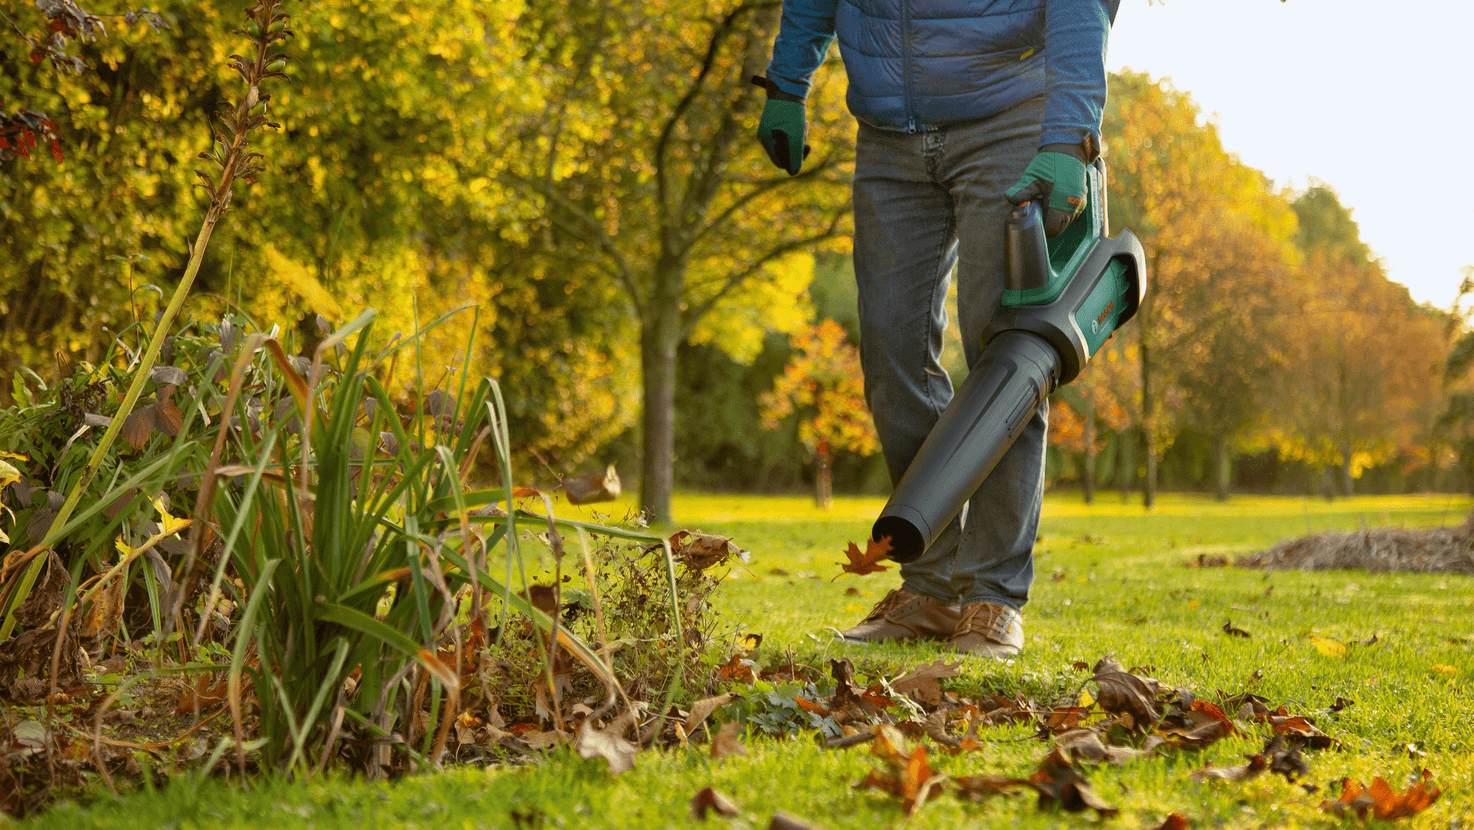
[3,0,1469,508]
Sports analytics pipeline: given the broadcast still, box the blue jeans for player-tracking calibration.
[852,96,1047,612]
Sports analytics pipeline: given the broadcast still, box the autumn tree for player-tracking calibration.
[1,0,201,387]
[759,318,877,507]
[1,1,640,468]
[1440,267,1474,492]
[1271,187,1447,496]
[1171,206,1298,500]
[498,0,854,521]
[1049,339,1134,503]
[1103,71,1299,506]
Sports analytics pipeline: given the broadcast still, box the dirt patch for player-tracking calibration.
[1237,519,1474,574]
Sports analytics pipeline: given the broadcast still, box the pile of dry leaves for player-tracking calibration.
[1239,515,1474,574]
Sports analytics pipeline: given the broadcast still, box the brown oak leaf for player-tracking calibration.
[839,536,891,576]
[1322,771,1441,820]
[891,659,962,707]
[1092,656,1162,728]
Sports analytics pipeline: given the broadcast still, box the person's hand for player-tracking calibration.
[752,75,809,176]
[1005,144,1089,237]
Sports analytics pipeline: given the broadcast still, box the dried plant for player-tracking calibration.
[1,0,294,648]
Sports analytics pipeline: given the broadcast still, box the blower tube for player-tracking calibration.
[871,160,1146,563]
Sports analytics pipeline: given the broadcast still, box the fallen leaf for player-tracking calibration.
[1187,699,1243,737]
[767,811,830,830]
[1029,746,1119,817]
[839,536,891,576]
[1322,771,1441,820]
[951,774,1028,803]
[1041,705,1092,733]
[1268,714,1336,749]
[1310,635,1347,657]
[1159,718,1234,751]
[574,720,639,774]
[794,696,828,715]
[685,692,738,735]
[174,676,229,713]
[1092,656,1162,728]
[691,786,741,820]
[1222,620,1252,638]
[891,659,962,707]
[1149,813,1190,830]
[829,658,867,705]
[710,722,747,759]
[717,654,756,685]
[1055,729,1164,765]
[517,729,568,750]
[1430,664,1458,677]
[1187,754,1267,783]
[857,728,947,815]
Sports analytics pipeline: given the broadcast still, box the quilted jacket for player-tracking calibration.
[766,0,1119,144]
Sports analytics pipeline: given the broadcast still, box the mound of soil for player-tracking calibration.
[1238,516,1474,574]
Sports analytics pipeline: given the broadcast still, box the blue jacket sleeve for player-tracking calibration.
[1040,0,1119,148]
[764,0,839,100]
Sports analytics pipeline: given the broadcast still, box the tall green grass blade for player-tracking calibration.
[285,637,350,773]
[314,603,427,661]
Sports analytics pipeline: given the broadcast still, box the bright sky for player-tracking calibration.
[1106,0,1474,310]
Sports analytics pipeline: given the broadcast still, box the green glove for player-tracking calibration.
[1005,144,1089,237]
[752,75,809,176]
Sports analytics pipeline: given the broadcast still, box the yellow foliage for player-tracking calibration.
[689,252,815,364]
[264,245,344,320]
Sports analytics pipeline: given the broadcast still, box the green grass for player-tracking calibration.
[15,492,1474,829]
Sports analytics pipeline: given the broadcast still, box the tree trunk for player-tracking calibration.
[639,282,683,524]
[814,443,833,509]
[1082,395,1096,505]
[1341,453,1355,498]
[1140,327,1157,510]
[1118,427,1135,500]
[1214,434,1230,502]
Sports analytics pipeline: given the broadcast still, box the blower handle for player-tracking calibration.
[1004,201,1051,293]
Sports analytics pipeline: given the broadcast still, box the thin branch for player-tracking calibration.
[690,153,851,248]
[498,171,644,318]
[654,1,769,231]
[680,209,848,338]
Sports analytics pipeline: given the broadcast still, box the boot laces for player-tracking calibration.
[863,589,914,622]
[957,603,1016,639]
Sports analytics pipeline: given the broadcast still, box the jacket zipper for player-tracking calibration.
[901,0,917,132]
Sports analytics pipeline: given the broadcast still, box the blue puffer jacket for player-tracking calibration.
[766,0,1119,145]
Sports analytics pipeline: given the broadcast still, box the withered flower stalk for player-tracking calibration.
[10,2,295,647]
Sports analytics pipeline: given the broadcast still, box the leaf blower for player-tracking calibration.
[872,159,1147,563]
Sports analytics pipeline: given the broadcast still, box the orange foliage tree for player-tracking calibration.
[759,319,878,507]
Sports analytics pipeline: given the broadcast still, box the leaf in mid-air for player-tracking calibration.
[839,535,891,576]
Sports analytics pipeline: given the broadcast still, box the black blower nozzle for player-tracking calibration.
[872,160,1147,563]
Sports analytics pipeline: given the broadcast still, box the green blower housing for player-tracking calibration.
[872,159,1147,563]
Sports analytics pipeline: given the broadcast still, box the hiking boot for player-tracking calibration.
[952,601,1024,657]
[837,588,959,644]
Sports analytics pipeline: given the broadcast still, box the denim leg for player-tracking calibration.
[852,124,960,604]
[852,97,1047,611]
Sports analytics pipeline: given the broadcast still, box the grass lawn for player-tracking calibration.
[16,491,1474,829]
